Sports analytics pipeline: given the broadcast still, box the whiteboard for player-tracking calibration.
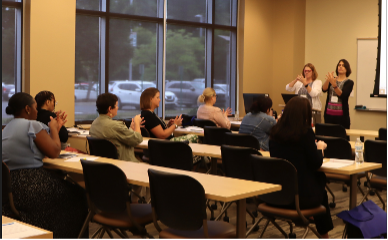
[356,39,386,110]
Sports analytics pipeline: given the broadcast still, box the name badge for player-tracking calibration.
[331,96,338,103]
[300,94,307,98]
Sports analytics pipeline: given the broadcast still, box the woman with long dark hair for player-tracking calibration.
[269,96,333,238]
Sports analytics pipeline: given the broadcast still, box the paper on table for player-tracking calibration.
[321,159,355,169]
[65,156,99,162]
[2,222,47,239]
[183,126,204,132]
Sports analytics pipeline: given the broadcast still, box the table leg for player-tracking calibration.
[349,175,357,209]
[211,158,218,175]
[236,199,246,238]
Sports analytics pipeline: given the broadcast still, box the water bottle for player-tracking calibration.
[234,110,239,121]
[355,138,364,164]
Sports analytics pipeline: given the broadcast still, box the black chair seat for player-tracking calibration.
[93,204,153,228]
[159,221,236,239]
[257,203,326,221]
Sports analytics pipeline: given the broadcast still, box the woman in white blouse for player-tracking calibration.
[286,63,322,124]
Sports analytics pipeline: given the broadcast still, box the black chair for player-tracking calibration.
[182,114,196,127]
[204,126,231,146]
[315,123,347,139]
[215,145,262,225]
[248,155,326,238]
[2,161,20,219]
[78,160,153,238]
[378,128,387,140]
[147,169,236,238]
[87,137,118,159]
[140,128,151,162]
[123,118,132,128]
[360,140,387,210]
[193,118,217,128]
[224,132,260,150]
[148,139,193,171]
[315,135,366,208]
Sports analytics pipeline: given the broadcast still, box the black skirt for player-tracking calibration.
[2,167,88,238]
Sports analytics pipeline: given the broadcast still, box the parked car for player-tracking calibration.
[74,83,98,101]
[2,83,15,101]
[7,88,15,100]
[109,80,178,110]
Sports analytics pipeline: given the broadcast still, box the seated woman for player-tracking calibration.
[197,87,232,129]
[2,92,88,238]
[239,96,277,151]
[35,90,68,149]
[286,63,322,124]
[269,96,332,238]
[90,93,143,163]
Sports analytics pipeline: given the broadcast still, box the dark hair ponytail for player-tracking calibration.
[6,92,35,116]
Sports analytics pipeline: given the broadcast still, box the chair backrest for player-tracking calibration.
[81,160,130,213]
[2,161,12,206]
[364,140,387,177]
[124,118,132,128]
[182,114,196,127]
[148,140,193,171]
[148,169,207,231]
[141,127,150,137]
[193,118,217,128]
[204,126,231,146]
[315,123,347,139]
[315,135,352,159]
[221,145,261,181]
[87,137,119,159]
[250,155,298,206]
[378,128,387,141]
[224,132,260,150]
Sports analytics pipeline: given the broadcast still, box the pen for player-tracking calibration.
[80,158,87,161]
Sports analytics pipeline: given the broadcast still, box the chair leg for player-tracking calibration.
[301,227,309,239]
[206,199,215,220]
[287,221,294,233]
[78,210,93,238]
[325,184,336,208]
[98,228,106,238]
[246,216,264,237]
[104,228,114,238]
[259,219,271,238]
[120,229,129,238]
[91,227,103,239]
[215,202,232,221]
[112,228,127,238]
[246,208,256,224]
[270,219,288,238]
[308,225,322,238]
[357,181,367,199]
[375,190,386,211]
[358,189,370,205]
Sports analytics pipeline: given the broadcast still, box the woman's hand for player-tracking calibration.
[173,114,183,126]
[223,107,232,117]
[276,113,281,122]
[325,71,337,86]
[131,115,145,130]
[48,116,59,131]
[297,74,307,85]
[167,119,174,127]
[55,110,67,130]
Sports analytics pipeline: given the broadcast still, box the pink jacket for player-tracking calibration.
[197,105,231,129]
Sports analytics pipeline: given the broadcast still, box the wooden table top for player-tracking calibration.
[319,159,382,175]
[43,153,281,203]
[312,127,379,138]
[2,216,53,239]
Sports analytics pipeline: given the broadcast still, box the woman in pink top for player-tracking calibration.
[196,87,232,129]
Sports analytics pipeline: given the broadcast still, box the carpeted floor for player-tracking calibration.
[88,178,386,238]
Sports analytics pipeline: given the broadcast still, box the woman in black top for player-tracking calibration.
[322,59,354,129]
[269,97,333,238]
[35,91,68,149]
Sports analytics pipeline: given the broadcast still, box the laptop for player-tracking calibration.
[281,93,298,104]
[243,93,269,114]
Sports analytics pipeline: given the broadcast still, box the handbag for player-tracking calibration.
[337,200,387,238]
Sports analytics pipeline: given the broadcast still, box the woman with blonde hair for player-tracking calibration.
[197,87,232,129]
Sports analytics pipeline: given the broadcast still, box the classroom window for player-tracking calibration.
[2,1,22,125]
[75,0,237,122]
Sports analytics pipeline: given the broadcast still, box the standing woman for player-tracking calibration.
[2,92,88,238]
[286,63,322,124]
[322,59,354,129]
[35,91,68,149]
[197,87,232,129]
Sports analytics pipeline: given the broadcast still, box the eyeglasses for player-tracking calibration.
[213,94,217,98]
[55,101,58,106]
[304,70,312,73]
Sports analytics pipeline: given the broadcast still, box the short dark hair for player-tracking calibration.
[335,59,352,77]
[270,96,312,143]
[250,96,272,114]
[140,87,159,110]
[96,93,118,114]
[35,91,55,109]
[6,92,35,116]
